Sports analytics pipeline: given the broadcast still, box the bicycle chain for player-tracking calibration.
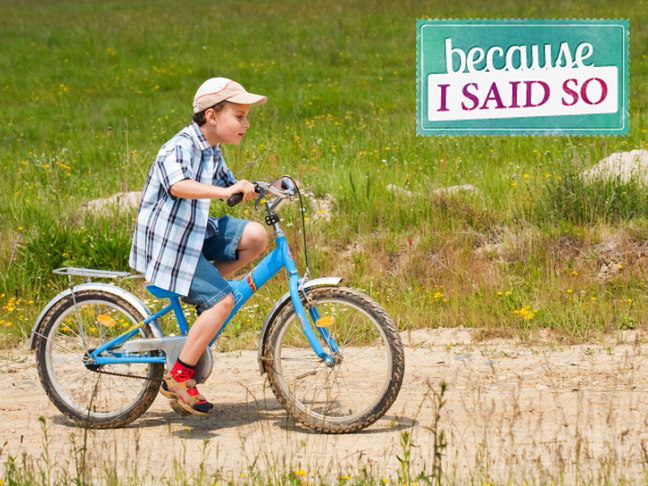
[92,368,154,381]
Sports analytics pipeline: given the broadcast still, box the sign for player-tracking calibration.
[417,19,629,136]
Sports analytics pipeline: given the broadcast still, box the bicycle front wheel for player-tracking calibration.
[263,287,405,433]
[35,290,164,428]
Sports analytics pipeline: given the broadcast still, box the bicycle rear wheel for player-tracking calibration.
[263,287,404,433]
[35,290,164,428]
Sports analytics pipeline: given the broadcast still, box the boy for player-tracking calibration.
[129,78,268,416]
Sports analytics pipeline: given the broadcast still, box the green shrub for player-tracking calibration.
[15,212,133,285]
[534,160,648,225]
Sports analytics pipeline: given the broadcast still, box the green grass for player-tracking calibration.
[1,0,648,346]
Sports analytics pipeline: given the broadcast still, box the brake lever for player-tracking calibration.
[254,184,268,210]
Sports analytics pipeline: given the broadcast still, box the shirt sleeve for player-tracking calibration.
[154,139,195,196]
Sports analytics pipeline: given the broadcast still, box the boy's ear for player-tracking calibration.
[205,109,217,125]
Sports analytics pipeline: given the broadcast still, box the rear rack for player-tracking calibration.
[53,267,144,280]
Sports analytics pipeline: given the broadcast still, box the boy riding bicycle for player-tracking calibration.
[129,78,267,416]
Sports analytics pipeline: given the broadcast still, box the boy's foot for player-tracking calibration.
[160,374,214,417]
[168,400,191,417]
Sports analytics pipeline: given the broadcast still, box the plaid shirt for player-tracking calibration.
[129,122,238,296]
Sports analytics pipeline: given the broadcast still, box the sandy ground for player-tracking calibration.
[3,328,648,483]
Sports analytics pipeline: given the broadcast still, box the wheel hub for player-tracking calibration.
[83,349,101,372]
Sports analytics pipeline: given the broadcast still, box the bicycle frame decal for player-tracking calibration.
[246,272,257,293]
[119,322,145,336]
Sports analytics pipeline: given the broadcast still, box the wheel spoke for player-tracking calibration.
[335,367,357,410]
[337,328,383,348]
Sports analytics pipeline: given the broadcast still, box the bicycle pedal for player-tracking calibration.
[169,400,191,417]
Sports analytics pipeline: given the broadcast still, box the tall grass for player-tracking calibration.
[1,0,648,346]
[534,155,648,225]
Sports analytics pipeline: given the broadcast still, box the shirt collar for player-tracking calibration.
[189,121,213,152]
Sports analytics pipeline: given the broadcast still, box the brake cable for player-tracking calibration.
[272,175,310,276]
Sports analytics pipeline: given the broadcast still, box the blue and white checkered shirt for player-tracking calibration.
[129,122,238,296]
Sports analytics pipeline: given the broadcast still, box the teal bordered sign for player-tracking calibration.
[417,19,629,136]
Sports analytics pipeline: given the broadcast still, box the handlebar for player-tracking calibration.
[226,188,253,207]
[226,193,244,207]
[226,177,297,208]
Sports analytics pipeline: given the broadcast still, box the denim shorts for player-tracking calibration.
[185,216,249,314]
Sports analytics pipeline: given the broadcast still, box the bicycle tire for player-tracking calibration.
[263,286,405,433]
[35,290,164,428]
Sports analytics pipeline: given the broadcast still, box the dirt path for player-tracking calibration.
[3,329,648,483]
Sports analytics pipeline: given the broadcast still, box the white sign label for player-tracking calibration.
[428,66,618,121]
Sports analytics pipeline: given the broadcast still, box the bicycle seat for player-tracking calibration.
[146,285,182,300]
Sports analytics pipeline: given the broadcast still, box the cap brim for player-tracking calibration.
[227,93,268,105]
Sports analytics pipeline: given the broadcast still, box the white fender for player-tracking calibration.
[256,277,342,374]
[28,283,162,349]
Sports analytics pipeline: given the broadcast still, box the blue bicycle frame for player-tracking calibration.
[86,222,337,367]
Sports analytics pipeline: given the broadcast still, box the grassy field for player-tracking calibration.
[1,0,648,347]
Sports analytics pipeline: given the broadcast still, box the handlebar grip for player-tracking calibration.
[226,193,244,207]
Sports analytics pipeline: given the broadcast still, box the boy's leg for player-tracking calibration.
[178,293,235,364]
[162,295,234,416]
[163,250,237,416]
[212,221,267,277]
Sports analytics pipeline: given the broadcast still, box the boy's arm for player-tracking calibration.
[170,179,257,201]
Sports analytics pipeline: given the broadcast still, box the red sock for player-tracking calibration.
[170,358,195,383]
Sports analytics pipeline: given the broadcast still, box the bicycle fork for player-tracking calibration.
[287,274,338,367]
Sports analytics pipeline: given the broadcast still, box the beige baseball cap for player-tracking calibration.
[193,78,267,113]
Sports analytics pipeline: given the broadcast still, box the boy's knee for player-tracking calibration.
[220,293,236,313]
[206,293,235,316]
[244,222,268,253]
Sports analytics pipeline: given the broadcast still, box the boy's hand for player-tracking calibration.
[229,180,257,201]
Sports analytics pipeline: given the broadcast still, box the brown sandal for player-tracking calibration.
[160,374,214,417]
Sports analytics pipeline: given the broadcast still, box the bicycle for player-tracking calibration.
[29,177,405,433]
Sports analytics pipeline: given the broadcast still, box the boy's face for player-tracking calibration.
[204,102,251,146]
